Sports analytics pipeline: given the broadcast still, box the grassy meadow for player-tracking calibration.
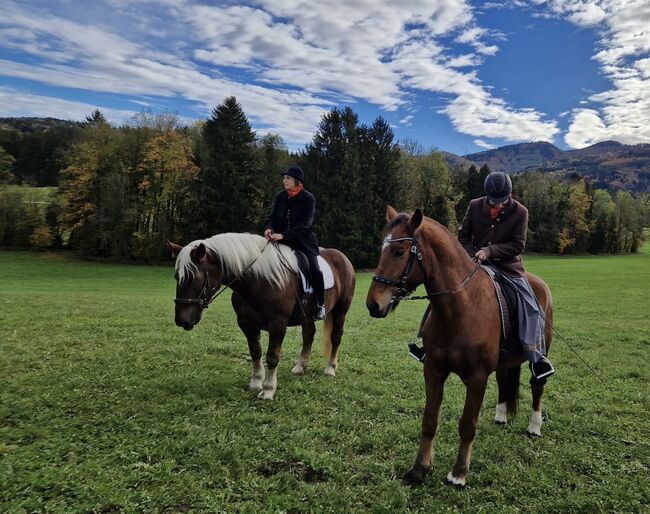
[0,247,648,513]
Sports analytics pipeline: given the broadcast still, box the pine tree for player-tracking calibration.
[199,97,257,235]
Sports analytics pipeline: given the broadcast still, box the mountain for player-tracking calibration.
[446,140,650,193]
[0,117,84,133]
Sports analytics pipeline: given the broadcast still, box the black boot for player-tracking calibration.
[314,305,326,321]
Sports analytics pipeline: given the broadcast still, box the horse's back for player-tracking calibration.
[319,247,356,299]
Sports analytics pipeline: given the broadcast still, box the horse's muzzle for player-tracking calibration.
[176,319,195,331]
[367,298,396,318]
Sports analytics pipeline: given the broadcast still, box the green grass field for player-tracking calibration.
[1,248,648,513]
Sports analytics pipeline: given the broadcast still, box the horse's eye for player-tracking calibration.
[395,248,405,257]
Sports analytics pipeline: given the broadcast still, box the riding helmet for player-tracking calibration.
[282,165,305,183]
[484,172,512,203]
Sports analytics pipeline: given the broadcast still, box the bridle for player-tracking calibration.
[372,234,482,301]
[174,241,270,310]
[173,266,226,310]
[372,236,424,297]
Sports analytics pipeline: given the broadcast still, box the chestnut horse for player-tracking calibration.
[168,233,356,400]
[367,206,553,487]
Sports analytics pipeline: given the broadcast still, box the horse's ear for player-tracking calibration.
[166,241,183,258]
[192,243,207,262]
[386,205,398,221]
[410,209,423,231]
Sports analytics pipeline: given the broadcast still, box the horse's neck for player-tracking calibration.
[420,223,479,302]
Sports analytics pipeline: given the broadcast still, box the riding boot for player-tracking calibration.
[530,355,555,383]
[408,304,431,363]
[313,269,326,321]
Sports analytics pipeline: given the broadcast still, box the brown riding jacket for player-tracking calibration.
[458,196,528,277]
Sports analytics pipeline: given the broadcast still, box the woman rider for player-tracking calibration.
[410,172,554,383]
[264,166,326,321]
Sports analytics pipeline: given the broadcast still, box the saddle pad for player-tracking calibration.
[299,256,334,293]
[482,265,514,342]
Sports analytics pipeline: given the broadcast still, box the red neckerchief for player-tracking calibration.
[287,183,303,198]
[489,206,500,219]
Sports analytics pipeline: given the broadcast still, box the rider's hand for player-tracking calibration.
[270,233,283,241]
[264,229,272,240]
[475,248,489,262]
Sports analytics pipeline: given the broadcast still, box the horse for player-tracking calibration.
[167,233,356,400]
[366,206,553,487]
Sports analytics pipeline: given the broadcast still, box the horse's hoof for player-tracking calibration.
[526,429,542,437]
[403,467,426,486]
[445,472,466,489]
[291,365,305,375]
[257,389,275,400]
[323,366,336,377]
[249,381,263,391]
[495,420,507,426]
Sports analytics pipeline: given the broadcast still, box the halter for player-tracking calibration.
[372,236,424,296]
[372,235,482,301]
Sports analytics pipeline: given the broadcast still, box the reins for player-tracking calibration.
[174,241,272,309]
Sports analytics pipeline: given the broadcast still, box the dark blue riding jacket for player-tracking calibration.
[265,189,320,256]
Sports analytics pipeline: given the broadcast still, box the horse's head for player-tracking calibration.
[167,240,224,330]
[367,205,425,318]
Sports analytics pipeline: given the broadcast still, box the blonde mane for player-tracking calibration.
[175,233,299,288]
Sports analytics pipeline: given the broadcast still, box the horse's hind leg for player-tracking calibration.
[239,321,265,391]
[292,321,316,375]
[404,366,449,485]
[495,365,521,424]
[323,303,349,376]
[527,379,545,436]
[447,372,489,487]
[258,324,287,400]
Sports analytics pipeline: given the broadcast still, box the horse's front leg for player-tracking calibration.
[291,321,315,375]
[258,324,287,400]
[404,364,449,485]
[447,372,489,487]
[238,320,265,391]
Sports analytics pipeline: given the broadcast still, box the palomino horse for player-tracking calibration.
[366,206,553,487]
[168,233,355,400]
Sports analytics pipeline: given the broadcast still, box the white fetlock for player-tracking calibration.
[249,378,263,391]
[446,472,466,487]
[527,410,543,436]
[323,365,336,376]
[291,363,305,375]
[494,402,508,424]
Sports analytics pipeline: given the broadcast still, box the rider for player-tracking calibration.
[410,172,554,383]
[264,165,326,321]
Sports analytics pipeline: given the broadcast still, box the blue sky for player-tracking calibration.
[0,0,648,155]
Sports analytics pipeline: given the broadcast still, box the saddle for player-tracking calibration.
[292,250,334,293]
[483,267,519,357]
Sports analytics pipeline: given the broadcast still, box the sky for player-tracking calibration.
[0,0,649,155]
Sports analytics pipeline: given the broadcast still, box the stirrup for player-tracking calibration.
[408,342,426,363]
[530,356,555,382]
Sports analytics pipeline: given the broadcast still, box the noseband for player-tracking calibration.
[372,236,424,296]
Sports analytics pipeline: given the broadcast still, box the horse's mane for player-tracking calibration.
[175,233,298,288]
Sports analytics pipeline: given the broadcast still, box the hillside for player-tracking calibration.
[451,140,650,193]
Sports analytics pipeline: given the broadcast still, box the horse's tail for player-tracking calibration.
[504,365,521,416]
[321,314,333,358]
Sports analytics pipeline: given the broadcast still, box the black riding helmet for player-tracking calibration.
[484,172,512,203]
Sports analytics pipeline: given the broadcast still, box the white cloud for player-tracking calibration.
[534,1,650,148]
[0,0,561,146]
[474,139,497,149]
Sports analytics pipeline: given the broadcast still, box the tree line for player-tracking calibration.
[0,99,648,266]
